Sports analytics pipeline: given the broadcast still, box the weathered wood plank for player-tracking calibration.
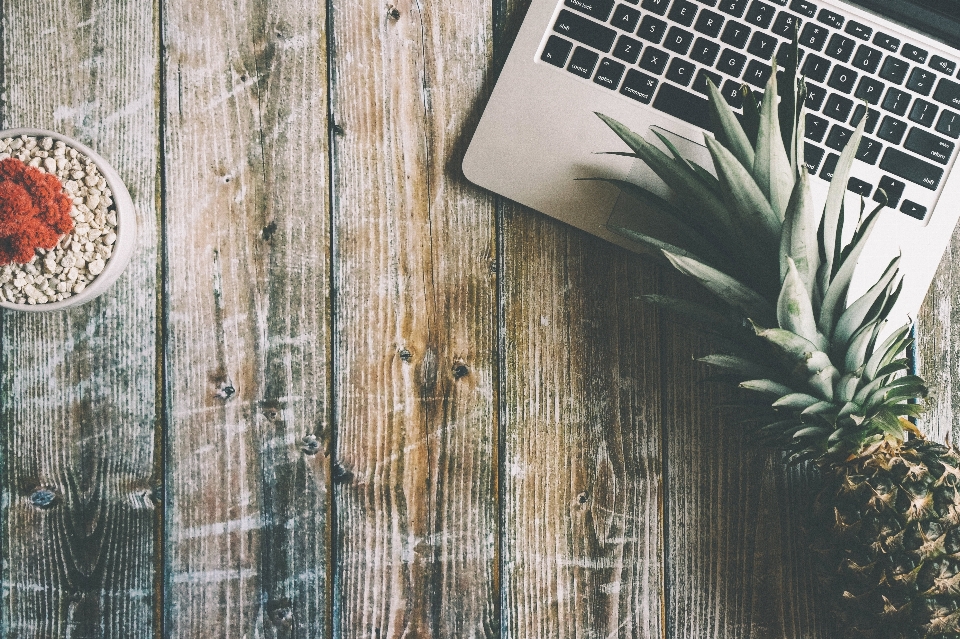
[499,209,665,639]
[328,0,499,635]
[0,1,159,635]
[162,0,331,635]
[661,276,830,638]
[917,232,960,445]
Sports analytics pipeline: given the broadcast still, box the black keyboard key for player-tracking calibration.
[845,21,872,41]
[554,11,618,52]
[799,23,829,51]
[620,68,659,102]
[743,59,772,87]
[790,0,817,18]
[828,65,857,94]
[824,94,854,122]
[641,0,671,14]
[851,105,880,133]
[653,83,713,128]
[909,99,938,127]
[747,31,777,59]
[878,57,910,85]
[883,87,911,116]
[693,68,724,94]
[776,41,804,68]
[802,54,831,82]
[541,36,574,67]
[901,200,927,219]
[936,110,960,139]
[905,127,955,164]
[717,48,747,76]
[568,46,601,77]
[624,0,639,3]
[745,1,776,28]
[934,78,960,109]
[639,46,670,73]
[874,32,900,52]
[721,79,744,106]
[817,8,843,29]
[694,9,725,37]
[851,45,882,74]
[930,55,957,76]
[804,143,826,171]
[826,124,853,151]
[717,0,749,17]
[565,0,616,21]
[611,3,642,31]
[594,58,627,88]
[806,113,829,141]
[805,83,826,110]
[854,76,884,105]
[665,27,696,54]
[691,37,721,65]
[856,137,883,164]
[666,58,696,85]
[880,147,944,189]
[695,0,718,5]
[877,116,908,144]
[613,34,643,63]
[876,175,905,207]
[669,0,700,25]
[772,12,802,38]
[638,16,669,43]
[902,43,928,64]
[720,20,751,48]
[820,152,840,179]
[907,68,936,96]
[848,177,872,196]
[824,34,855,63]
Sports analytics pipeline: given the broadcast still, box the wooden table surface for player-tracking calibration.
[0,1,958,637]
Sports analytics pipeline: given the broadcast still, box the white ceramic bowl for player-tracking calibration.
[0,128,136,311]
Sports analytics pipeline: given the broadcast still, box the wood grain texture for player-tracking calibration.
[661,276,830,639]
[499,210,665,639]
[161,0,331,635]
[916,229,960,446]
[328,0,499,635]
[0,1,160,636]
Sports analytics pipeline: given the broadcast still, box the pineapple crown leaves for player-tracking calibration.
[597,52,927,465]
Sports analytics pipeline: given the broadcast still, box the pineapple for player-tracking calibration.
[597,52,960,637]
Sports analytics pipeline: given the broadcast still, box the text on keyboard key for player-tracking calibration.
[905,127,955,164]
[594,58,627,88]
[855,76,884,105]
[806,114,829,141]
[790,0,817,18]
[851,45,882,74]
[639,46,670,73]
[877,116,907,144]
[541,36,574,67]
[620,69,659,102]
[848,177,872,196]
[930,55,957,76]
[879,57,910,84]
[691,37,721,64]
[823,94,853,122]
[653,83,713,129]
[826,124,853,151]
[879,147,944,189]
[901,43,928,64]
[827,65,857,93]
[665,27,695,54]
[876,175,905,207]
[855,137,883,164]
[611,4,642,31]
[554,11,617,52]
[933,78,960,109]
[720,79,744,107]
[717,0,749,17]
[669,0,700,25]
[805,83,827,110]
[567,47,600,77]
[900,200,927,219]
[641,0,671,14]
[613,35,643,63]
[694,9,725,37]
[693,68,723,94]
[936,110,960,139]
[799,23,829,51]
[820,152,840,179]
[804,143,826,171]
[772,12,802,38]
[744,59,772,87]
[638,15,669,43]
[565,0,616,21]
[882,87,911,116]
[666,58,696,85]
[747,31,777,59]
[802,54,831,82]
[720,20,751,48]
[908,99,938,127]
[825,33,855,63]
[845,21,872,40]
[907,68,936,96]
[873,32,900,52]
[717,48,747,76]
[817,8,843,29]
[745,1,776,28]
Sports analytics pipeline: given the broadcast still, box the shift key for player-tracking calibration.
[554,10,617,53]
[879,147,944,190]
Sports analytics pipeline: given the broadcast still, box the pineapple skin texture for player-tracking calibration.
[814,440,960,638]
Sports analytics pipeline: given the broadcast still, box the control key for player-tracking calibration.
[879,147,944,190]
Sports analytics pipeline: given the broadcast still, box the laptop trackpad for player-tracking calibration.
[607,126,713,251]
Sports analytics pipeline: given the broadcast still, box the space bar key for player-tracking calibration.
[652,84,712,130]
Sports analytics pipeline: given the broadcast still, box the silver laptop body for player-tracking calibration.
[464,0,960,332]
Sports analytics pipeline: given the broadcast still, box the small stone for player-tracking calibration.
[87,259,104,276]
[43,157,56,173]
[73,281,86,294]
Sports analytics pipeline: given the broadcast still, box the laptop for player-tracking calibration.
[463,0,960,333]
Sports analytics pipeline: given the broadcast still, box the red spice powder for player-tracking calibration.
[0,157,73,265]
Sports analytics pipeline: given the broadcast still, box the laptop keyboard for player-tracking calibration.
[540,0,960,221]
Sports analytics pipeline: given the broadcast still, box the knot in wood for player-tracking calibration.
[387,4,401,19]
[30,487,57,509]
[261,221,277,241]
[216,383,235,399]
[332,462,354,484]
[398,348,412,362]
[267,599,293,627]
[452,361,469,379]
[576,491,589,505]
[300,435,321,456]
